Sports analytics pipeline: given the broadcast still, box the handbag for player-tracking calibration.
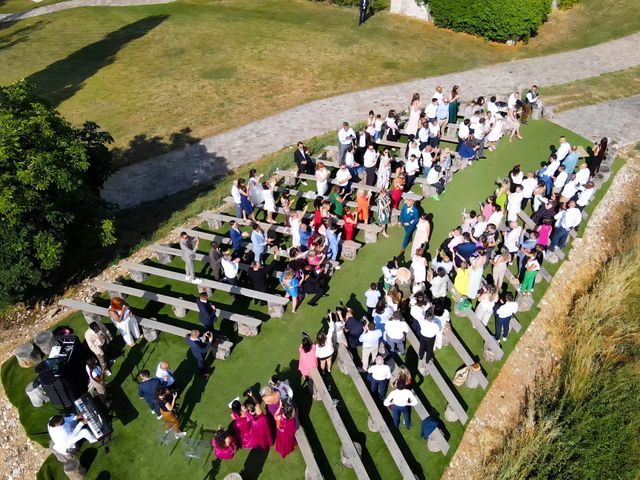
[452,366,470,386]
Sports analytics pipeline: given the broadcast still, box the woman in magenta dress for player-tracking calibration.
[230,399,253,448]
[275,402,298,459]
[247,392,275,450]
[212,427,237,460]
[298,335,317,381]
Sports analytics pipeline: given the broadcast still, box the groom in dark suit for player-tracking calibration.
[359,0,369,26]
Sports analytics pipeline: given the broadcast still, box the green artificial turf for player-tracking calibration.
[3,119,620,480]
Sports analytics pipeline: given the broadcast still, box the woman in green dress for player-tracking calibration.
[376,189,391,238]
[448,85,460,123]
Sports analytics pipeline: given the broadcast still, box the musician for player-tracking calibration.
[84,321,112,377]
[48,414,97,460]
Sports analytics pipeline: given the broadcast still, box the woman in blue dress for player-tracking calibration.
[238,178,255,221]
[279,268,300,314]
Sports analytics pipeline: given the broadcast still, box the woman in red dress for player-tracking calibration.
[275,402,298,459]
[230,399,253,448]
[343,208,357,241]
[390,175,405,210]
[212,426,237,460]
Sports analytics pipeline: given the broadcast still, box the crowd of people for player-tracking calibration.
[47,83,609,467]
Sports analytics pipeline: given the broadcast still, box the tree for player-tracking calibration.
[0,81,115,307]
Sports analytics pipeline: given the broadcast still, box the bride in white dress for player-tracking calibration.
[108,297,140,346]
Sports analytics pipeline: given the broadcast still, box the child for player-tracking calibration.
[374,114,383,141]
[364,283,382,318]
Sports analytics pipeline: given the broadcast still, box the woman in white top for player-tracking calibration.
[475,284,498,327]
[411,214,431,257]
[107,297,140,346]
[262,181,277,223]
[466,250,487,300]
[248,169,264,206]
[410,248,428,292]
[315,319,336,373]
[486,114,504,150]
[376,150,392,190]
[405,93,422,137]
[288,205,308,248]
[315,162,330,197]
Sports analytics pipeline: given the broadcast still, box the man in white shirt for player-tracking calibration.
[549,200,582,251]
[560,174,579,202]
[574,163,591,187]
[367,355,391,400]
[425,98,438,121]
[521,172,538,210]
[416,312,440,363]
[521,85,539,123]
[457,119,470,152]
[338,122,356,163]
[507,88,520,120]
[576,182,595,209]
[221,253,240,286]
[335,163,352,192]
[359,321,382,369]
[231,181,242,218]
[504,221,523,254]
[555,136,571,162]
[364,283,381,317]
[383,378,417,428]
[405,154,420,191]
[384,311,409,354]
[494,293,518,341]
[48,414,97,459]
[362,144,379,186]
[487,205,504,227]
[507,186,524,222]
[429,268,449,305]
[432,86,444,104]
[552,165,568,193]
[426,164,445,197]
[540,154,560,195]
[472,118,487,159]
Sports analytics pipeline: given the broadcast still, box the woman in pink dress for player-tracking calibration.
[230,399,253,448]
[247,392,275,450]
[536,218,553,247]
[405,93,422,137]
[275,402,298,459]
[212,427,237,460]
[298,335,317,380]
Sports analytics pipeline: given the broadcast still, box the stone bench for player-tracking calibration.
[307,368,370,478]
[442,328,489,389]
[405,330,468,424]
[92,280,263,336]
[121,261,289,318]
[57,299,233,360]
[294,426,323,480]
[335,345,417,478]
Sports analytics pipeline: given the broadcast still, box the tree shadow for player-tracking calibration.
[26,15,168,106]
[111,128,200,168]
[0,19,48,51]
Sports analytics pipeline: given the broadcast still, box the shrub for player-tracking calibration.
[557,0,581,7]
[310,0,389,13]
[428,0,552,43]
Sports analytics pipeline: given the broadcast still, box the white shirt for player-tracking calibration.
[363,149,378,168]
[487,102,498,115]
[496,301,518,318]
[407,145,421,161]
[417,125,429,143]
[553,171,568,188]
[507,93,518,109]
[221,258,239,279]
[426,168,441,185]
[231,184,241,204]
[473,123,486,140]
[526,90,538,103]
[487,211,503,226]
[521,177,538,198]
[338,127,355,145]
[561,180,578,199]
[425,103,438,118]
[364,289,381,308]
[344,151,355,167]
[575,167,590,186]
[560,207,582,229]
[156,364,175,386]
[383,389,417,407]
[374,119,383,132]
[432,91,444,104]
[510,172,524,185]
[405,158,420,176]
[359,329,382,348]
[428,123,439,137]
[48,416,89,454]
[432,259,454,274]
[473,220,487,238]
[335,168,351,186]
[368,363,392,381]
[577,187,594,207]
[417,318,440,338]
[507,192,523,211]
[556,142,571,162]
[315,324,335,358]
[458,122,470,139]
[543,160,560,177]
[505,226,522,252]
[384,319,409,340]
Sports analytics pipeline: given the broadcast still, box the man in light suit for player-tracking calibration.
[250,223,267,265]
[359,0,369,26]
[180,231,203,284]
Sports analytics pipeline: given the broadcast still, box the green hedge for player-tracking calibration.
[310,0,389,13]
[557,0,581,8]
[428,0,552,43]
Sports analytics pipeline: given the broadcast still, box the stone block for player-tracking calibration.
[63,459,86,480]
[130,269,148,283]
[465,364,482,389]
[444,404,459,423]
[363,226,380,244]
[237,323,259,336]
[427,429,444,452]
[268,302,285,318]
[341,240,361,261]
[82,311,102,324]
[483,342,500,363]
[172,298,187,318]
[34,331,56,355]
[390,209,400,227]
[340,442,362,469]
[367,415,379,432]
[155,248,173,265]
[142,322,159,342]
[14,343,43,368]
[213,340,233,360]
[422,184,438,198]
[206,218,222,230]
[26,381,48,407]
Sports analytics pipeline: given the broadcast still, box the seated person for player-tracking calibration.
[48,414,97,459]
[426,164,446,195]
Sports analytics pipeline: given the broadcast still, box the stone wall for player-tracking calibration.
[389,0,432,22]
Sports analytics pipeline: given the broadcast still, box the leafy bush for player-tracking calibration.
[310,0,389,13]
[0,81,115,307]
[557,0,581,7]
[428,0,552,43]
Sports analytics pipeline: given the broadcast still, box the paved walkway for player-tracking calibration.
[552,95,640,147]
[100,33,640,208]
[0,0,174,22]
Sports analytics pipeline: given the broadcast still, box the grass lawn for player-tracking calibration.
[0,0,638,166]
[2,119,619,480]
[541,65,640,112]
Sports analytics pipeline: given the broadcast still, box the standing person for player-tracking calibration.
[47,414,97,460]
[520,255,540,296]
[315,319,335,374]
[85,358,107,403]
[196,292,217,332]
[221,253,241,287]
[155,361,175,389]
[326,223,341,262]
[294,142,312,185]
[338,122,356,163]
[384,311,409,354]
[404,154,420,192]
[248,170,264,206]
[416,311,439,364]
[376,151,392,190]
[399,199,420,252]
[315,162,330,197]
[363,144,379,186]
[107,297,140,347]
[356,190,371,224]
[275,402,298,458]
[298,334,317,381]
[406,93,422,137]
[229,400,253,449]
[179,231,203,284]
[262,181,277,224]
[246,261,276,295]
[492,247,511,292]
[359,321,382,369]
[364,283,382,317]
[376,189,391,237]
[279,268,300,314]
[521,85,538,124]
[449,85,460,122]
[206,242,223,280]
[186,330,213,378]
[138,370,161,419]
[429,267,449,309]
[358,0,369,25]
[341,308,364,365]
[250,223,267,265]
[368,355,391,400]
[549,200,582,252]
[383,379,417,429]
[156,387,186,438]
[84,321,112,377]
[231,179,242,218]
[588,137,608,174]
[466,251,487,300]
[229,221,245,257]
[411,214,431,256]
[238,179,256,221]
[493,293,518,342]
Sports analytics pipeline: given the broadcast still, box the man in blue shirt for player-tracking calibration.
[186,330,213,378]
[399,199,420,251]
[196,292,217,332]
[137,370,161,418]
[250,223,267,265]
[326,224,341,261]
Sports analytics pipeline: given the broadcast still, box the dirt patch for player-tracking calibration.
[442,147,640,480]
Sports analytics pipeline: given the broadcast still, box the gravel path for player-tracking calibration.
[100,33,640,208]
[0,0,174,22]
